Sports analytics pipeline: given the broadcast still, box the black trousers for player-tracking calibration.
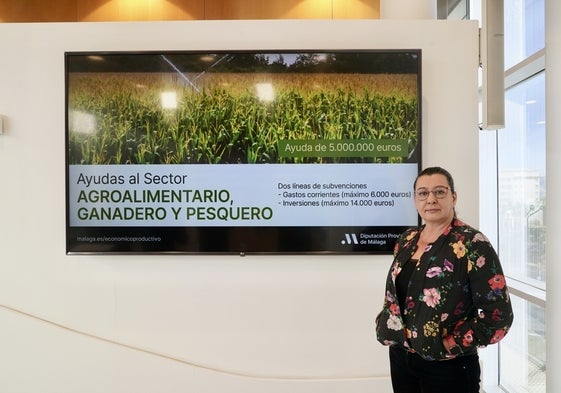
[389,346,481,393]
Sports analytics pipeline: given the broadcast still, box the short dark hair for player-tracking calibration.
[414,166,455,192]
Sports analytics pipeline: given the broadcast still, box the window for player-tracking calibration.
[477,0,545,392]
[504,0,545,69]
[500,294,546,392]
[498,72,546,288]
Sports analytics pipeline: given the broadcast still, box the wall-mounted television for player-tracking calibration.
[65,50,421,254]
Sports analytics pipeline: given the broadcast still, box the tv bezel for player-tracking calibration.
[65,49,422,255]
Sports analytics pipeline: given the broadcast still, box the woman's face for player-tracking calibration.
[414,173,457,225]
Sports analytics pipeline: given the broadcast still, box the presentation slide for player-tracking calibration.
[65,50,421,254]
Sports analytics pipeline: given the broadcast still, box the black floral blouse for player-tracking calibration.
[375,218,514,361]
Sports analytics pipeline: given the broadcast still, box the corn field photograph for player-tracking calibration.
[66,51,420,166]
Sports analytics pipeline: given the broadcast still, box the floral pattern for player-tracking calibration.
[375,219,514,361]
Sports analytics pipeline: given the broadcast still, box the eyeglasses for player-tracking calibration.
[414,186,451,201]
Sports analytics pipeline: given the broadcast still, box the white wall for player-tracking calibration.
[0,20,479,393]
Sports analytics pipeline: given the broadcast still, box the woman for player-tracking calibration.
[375,167,514,393]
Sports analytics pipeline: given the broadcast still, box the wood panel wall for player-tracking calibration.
[0,0,379,22]
[0,0,77,22]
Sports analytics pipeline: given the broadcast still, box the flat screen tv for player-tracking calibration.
[65,50,421,254]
